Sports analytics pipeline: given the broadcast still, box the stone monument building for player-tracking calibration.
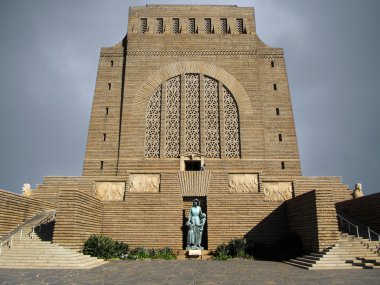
[3,5,379,263]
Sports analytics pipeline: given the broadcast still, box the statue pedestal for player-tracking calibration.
[187,249,202,257]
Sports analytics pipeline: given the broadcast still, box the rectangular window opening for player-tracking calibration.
[111,60,114,67]
[156,18,163,34]
[140,18,147,33]
[236,19,243,34]
[188,18,196,34]
[100,161,104,170]
[271,61,275,68]
[281,161,285,169]
[106,107,109,115]
[108,83,111,90]
[103,133,107,141]
[185,160,202,171]
[173,18,180,34]
[205,18,211,34]
[276,108,280,115]
[221,18,227,34]
[279,134,283,142]
[273,83,277,91]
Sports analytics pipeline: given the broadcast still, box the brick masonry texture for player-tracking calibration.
[14,5,358,252]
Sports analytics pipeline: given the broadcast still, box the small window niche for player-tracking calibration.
[205,18,212,34]
[108,83,111,90]
[180,153,204,171]
[188,18,196,34]
[221,18,227,34]
[185,160,202,171]
[141,18,147,33]
[100,161,104,170]
[279,134,283,142]
[271,61,275,68]
[281,161,285,169]
[105,107,109,115]
[276,108,280,116]
[111,60,114,67]
[273,83,277,91]
[236,19,244,34]
[173,18,180,34]
[156,18,163,34]
[103,133,107,141]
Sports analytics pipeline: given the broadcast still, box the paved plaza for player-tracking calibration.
[0,260,379,285]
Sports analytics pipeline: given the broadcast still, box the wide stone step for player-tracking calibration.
[0,254,95,261]
[283,261,311,270]
[0,260,106,269]
[0,258,101,265]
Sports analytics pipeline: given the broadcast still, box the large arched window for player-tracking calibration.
[144,74,240,158]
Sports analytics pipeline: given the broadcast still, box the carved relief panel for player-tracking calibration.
[95,182,126,201]
[129,174,160,193]
[229,174,259,193]
[262,182,293,201]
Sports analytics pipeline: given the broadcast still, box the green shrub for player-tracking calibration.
[128,247,150,259]
[83,234,116,260]
[228,238,247,258]
[212,243,231,260]
[114,241,129,259]
[128,247,176,260]
[159,247,176,260]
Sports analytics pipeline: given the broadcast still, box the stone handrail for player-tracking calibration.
[0,210,56,255]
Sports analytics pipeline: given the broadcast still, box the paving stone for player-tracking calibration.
[0,260,379,285]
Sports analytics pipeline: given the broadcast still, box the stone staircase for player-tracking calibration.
[0,227,107,269]
[285,233,380,270]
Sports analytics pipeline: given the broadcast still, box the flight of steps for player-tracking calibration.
[0,231,107,269]
[285,233,380,270]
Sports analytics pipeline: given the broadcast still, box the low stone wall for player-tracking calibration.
[0,189,55,238]
[52,190,103,251]
[336,192,380,234]
[286,189,339,253]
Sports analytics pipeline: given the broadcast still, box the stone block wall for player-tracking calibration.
[101,173,183,250]
[52,190,103,251]
[0,189,54,237]
[336,192,380,234]
[208,173,288,250]
[286,189,339,253]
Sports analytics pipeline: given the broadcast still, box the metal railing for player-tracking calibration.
[337,214,359,238]
[0,210,56,256]
[368,227,380,242]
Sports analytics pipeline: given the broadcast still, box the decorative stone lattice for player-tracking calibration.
[185,74,200,153]
[204,76,220,157]
[223,86,241,158]
[165,76,181,157]
[144,87,162,157]
[144,74,241,158]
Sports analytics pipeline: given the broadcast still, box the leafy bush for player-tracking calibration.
[83,234,116,260]
[114,241,129,259]
[128,247,176,260]
[159,247,176,260]
[228,238,247,258]
[83,235,177,260]
[128,247,150,260]
[212,243,231,260]
[83,235,129,260]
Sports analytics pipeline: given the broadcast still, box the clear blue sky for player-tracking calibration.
[0,0,379,195]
